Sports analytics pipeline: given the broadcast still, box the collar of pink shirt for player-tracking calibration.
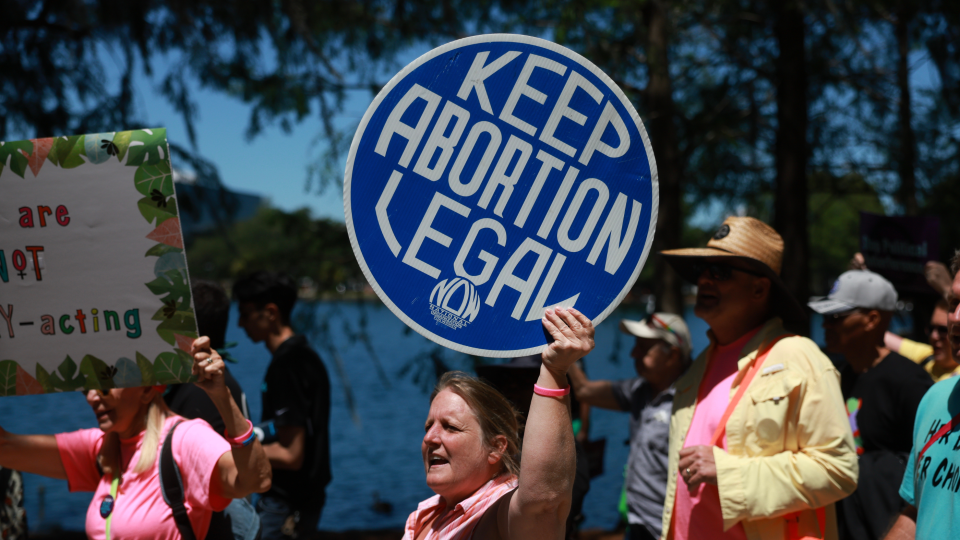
[403,473,519,540]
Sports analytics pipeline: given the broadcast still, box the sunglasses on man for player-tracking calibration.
[691,261,765,282]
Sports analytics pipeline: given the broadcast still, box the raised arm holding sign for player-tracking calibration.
[356,34,648,539]
[407,307,594,540]
[0,338,270,539]
[1,128,200,395]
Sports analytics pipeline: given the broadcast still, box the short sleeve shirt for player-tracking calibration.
[899,376,960,539]
[609,377,674,538]
[841,352,932,454]
[56,416,231,540]
[262,335,332,500]
[837,352,931,539]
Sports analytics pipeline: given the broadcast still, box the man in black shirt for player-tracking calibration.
[809,270,932,540]
[234,271,332,539]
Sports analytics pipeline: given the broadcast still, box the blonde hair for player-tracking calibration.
[431,371,522,477]
[97,391,173,478]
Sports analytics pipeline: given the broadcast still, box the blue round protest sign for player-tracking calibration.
[345,34,658,357]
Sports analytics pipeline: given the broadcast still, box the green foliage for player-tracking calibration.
[134,161,174,198]
[0,361,16,397]
[146,244,183,258]
[58,135,87,169]
[126,129,169,166]
[112,131,133,162]
[47,136,83,168]
[36,364,54,393]
[79,355,115,391]
[186,206,365,295]
[808,173,885,295]
[145,269,192,311]
[136,352,157,386]
[4,0,959,319]
[156,312,198,345]
[153,351,193,384]
[137,196,178,225]
[0,140,32,178]
[46,356,87,392]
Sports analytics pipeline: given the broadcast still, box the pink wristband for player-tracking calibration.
[224,419,255,448]
[534,384,571,397]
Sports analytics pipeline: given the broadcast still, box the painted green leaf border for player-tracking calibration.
[0,128,198,396]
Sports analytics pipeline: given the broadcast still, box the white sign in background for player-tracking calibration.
[0,129,198,396]
[345,35,658,357]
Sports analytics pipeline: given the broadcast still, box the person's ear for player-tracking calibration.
[488,434,508,465]
[138,386,156,405]
[863,310,881,332]
[264,303,281,324]
[752,277,771,302]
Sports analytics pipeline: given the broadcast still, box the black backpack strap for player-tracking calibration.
[159,420,197,540]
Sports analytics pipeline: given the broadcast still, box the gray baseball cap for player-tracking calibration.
[807,270,898,315]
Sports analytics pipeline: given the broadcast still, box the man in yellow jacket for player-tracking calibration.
[659,216,858,540]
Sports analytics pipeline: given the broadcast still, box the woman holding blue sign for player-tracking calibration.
[405,306,594,540]
[0,337,271,539]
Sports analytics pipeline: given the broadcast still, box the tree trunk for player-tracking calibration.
[773,4,809,333]
[895,9,918,216]
[644,0,684,315]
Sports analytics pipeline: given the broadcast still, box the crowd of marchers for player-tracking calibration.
[2,215,960,540]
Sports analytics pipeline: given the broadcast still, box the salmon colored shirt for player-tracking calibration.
[402,474,518,540]
[56,415,231,540]
[673,327,758,540]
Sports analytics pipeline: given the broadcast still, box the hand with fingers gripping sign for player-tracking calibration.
[190,336,229,398]
[540,307,596,376]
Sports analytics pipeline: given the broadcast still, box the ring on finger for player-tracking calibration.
[685,468,691,477]
[202,358,213,365]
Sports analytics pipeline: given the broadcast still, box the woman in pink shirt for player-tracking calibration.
[405,307,595,540]
[0,337,271,540]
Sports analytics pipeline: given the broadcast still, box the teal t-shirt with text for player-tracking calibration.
[899,376,960,537]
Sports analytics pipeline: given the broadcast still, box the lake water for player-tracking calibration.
[1,302,912,533]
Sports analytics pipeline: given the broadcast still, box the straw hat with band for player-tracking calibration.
[659,216,807,324]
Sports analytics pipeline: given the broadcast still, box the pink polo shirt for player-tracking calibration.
[403,474,518,540]
[56,415,231,540]
[673,327,761,540]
